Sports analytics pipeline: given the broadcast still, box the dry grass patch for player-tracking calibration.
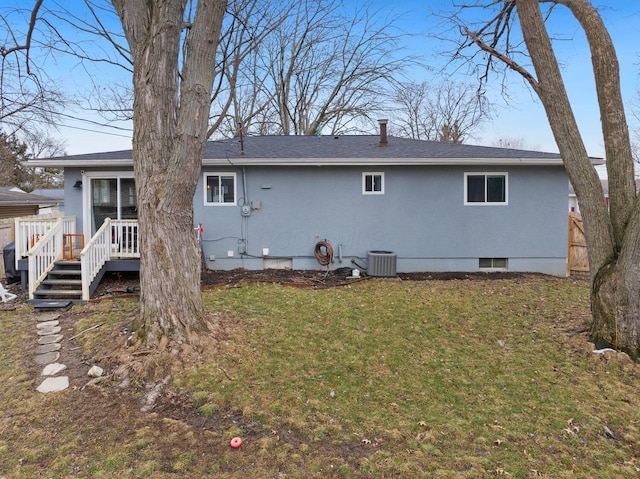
[1,275,640,478]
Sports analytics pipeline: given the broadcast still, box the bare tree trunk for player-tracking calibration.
[592,205,640,352]
[515,0,640,356]
[113,0,226,347]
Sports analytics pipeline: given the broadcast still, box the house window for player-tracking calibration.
[465,173,508,204]
[363,172,384,195]
[204,173,236,205]
[479,258,508,270]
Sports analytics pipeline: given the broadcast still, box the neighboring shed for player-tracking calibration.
[0,188,61,219]
[31,188,65,214]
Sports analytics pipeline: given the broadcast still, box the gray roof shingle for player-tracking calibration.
[201,135,564,160]
[27,134,595,167]
[0,188,61,205]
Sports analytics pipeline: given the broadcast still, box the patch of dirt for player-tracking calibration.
[1,268,544,307]
[200,268,532,287]
[90,268,534,300]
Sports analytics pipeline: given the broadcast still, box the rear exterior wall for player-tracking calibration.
[193,164,568,276]
[63,164,568,275]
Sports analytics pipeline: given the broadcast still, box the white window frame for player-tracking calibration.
[362,172,385,195]
[203,172,237,206]
[479,258,508,271]
[464,172,508,205]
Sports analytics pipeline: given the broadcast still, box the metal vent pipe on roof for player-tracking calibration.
[378,119,388,147]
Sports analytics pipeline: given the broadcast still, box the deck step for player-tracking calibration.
[41,279,82,286]
[47,269,81,277]
[54,260,81,267]
[33,289,83,298]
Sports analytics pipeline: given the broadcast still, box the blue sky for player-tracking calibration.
[32,1,640,158]
[392,0,640,159]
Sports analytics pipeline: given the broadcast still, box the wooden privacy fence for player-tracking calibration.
[568,211,589,275]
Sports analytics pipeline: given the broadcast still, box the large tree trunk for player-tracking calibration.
[113,0,227,347]
[515,0,640,357]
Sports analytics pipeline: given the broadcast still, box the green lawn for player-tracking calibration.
[1,275,639,478]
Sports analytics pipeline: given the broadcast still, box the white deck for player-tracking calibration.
[15,217,139,300]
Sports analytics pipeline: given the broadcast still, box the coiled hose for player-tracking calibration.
[314,240,334,266]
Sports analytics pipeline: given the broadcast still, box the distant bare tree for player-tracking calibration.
[392,80,491,143]
[208,0,287,137]
[29,0,414,140]
[392,81,436,140]
[21,129,65,188]
[491,136,537,150]
[0,2,66,140]
[244,0,415,136]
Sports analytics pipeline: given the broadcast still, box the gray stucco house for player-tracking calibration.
[20,130,584,300]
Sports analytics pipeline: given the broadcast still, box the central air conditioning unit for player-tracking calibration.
[367,250,397,277]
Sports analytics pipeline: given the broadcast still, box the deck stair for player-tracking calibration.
[32,260,83,302]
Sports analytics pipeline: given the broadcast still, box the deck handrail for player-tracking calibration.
[26,219,65,299]
[110,219,140,258]
[80,218,113,300]
[15,216,75,269]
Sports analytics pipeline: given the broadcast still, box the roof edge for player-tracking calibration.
[23,156,589,168]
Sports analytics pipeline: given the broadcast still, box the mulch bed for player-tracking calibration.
[2,268,538,306]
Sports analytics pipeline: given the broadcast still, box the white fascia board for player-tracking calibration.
[27,155,603,168]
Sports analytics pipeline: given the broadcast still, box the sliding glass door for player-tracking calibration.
[89,176,137,234]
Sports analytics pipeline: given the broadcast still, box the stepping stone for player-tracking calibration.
[35,312,61,322]
[42,363,67,376]
[35,343,61,354]
[37,326,62,336]
[36,320,60,329]
[37,334,63,345]
[36,376,69,393]
[35,351,60,365]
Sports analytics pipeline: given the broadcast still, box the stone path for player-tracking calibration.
[34,312,70,393]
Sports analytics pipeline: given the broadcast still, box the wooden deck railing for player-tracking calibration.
[15,216,75,270]
[26,220,65,299]
[110,219,140,258]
